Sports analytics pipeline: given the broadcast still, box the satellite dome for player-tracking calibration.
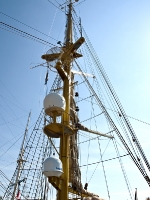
[43,157,63,177]
[43,93,66,117]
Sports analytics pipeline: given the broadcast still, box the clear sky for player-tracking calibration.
[0,0,150,199]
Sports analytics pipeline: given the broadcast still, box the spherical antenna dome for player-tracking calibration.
[43,93,66,117]
[43,157,63,177]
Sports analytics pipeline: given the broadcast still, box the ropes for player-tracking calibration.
[75,59,150,187]
[79,154,129,168]
[80,112,103,123]
[97,138,110,200]
[81,26,150,175]
[113,138,133,200]
[77,95,150,127]
[71,9,150,188]
[47,0,65,13]
[3,74,61,199]
[0,11,58,42]
[0,22,56,47]
[42,7,58,53]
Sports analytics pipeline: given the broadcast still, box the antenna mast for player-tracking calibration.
[42,0,85,199]
[58,1,73,199]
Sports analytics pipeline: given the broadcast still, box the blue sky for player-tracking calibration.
[0,0,150,199]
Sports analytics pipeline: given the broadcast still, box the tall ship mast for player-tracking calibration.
[42,1,107,199]
[0,1,150,200]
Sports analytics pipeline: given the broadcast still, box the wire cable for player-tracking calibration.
[0,11,58,42]
[47,0,65,13]
[0,22,56,47]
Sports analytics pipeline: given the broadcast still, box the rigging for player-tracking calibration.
[0,11,58,42]
[0,22,56,47]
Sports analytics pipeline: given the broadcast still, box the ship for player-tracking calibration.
[0,0,150,200]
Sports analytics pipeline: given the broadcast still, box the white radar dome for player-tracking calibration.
[44,93,66,117]
[43,157,63,177]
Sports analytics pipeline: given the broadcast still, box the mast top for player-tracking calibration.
[65,0,73,47]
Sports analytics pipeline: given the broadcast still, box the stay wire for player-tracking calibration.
[71,19,150,133]
[0,24,52,48]
[0,134,24,160]
[0,79,28,113]
[0,121,36,166]
[0,96,25,128]
[79,134,108,145]
[47,0,65,13]
[84,37,148,176]
[0,162,17,171]
[73,11,111,113]
[54,0,61,5]
[76,55,145,176]
[0,95,28,114]
[82,31,130,141]
[73,7,136,157]
[80,112,103,123]
[85,80,94,183]
[82,27,150,174]
[77,94,150,127]
[0,22,56,47]
[0,173,10,188]
[74,59,150,186]
[97,137,110,200]
[0,24,42,45]
[0,131,24,149]
[75,0,87,7]
[0,183,14,198]
[112,137,133,200]
[84,39,139,163]
[42,7,58,53]
[0,11,58,42]
[78,131,94,140]
[0,170,11,185]
[91,83,110,199]
[88,139,112,183]
[74,10,148,178]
